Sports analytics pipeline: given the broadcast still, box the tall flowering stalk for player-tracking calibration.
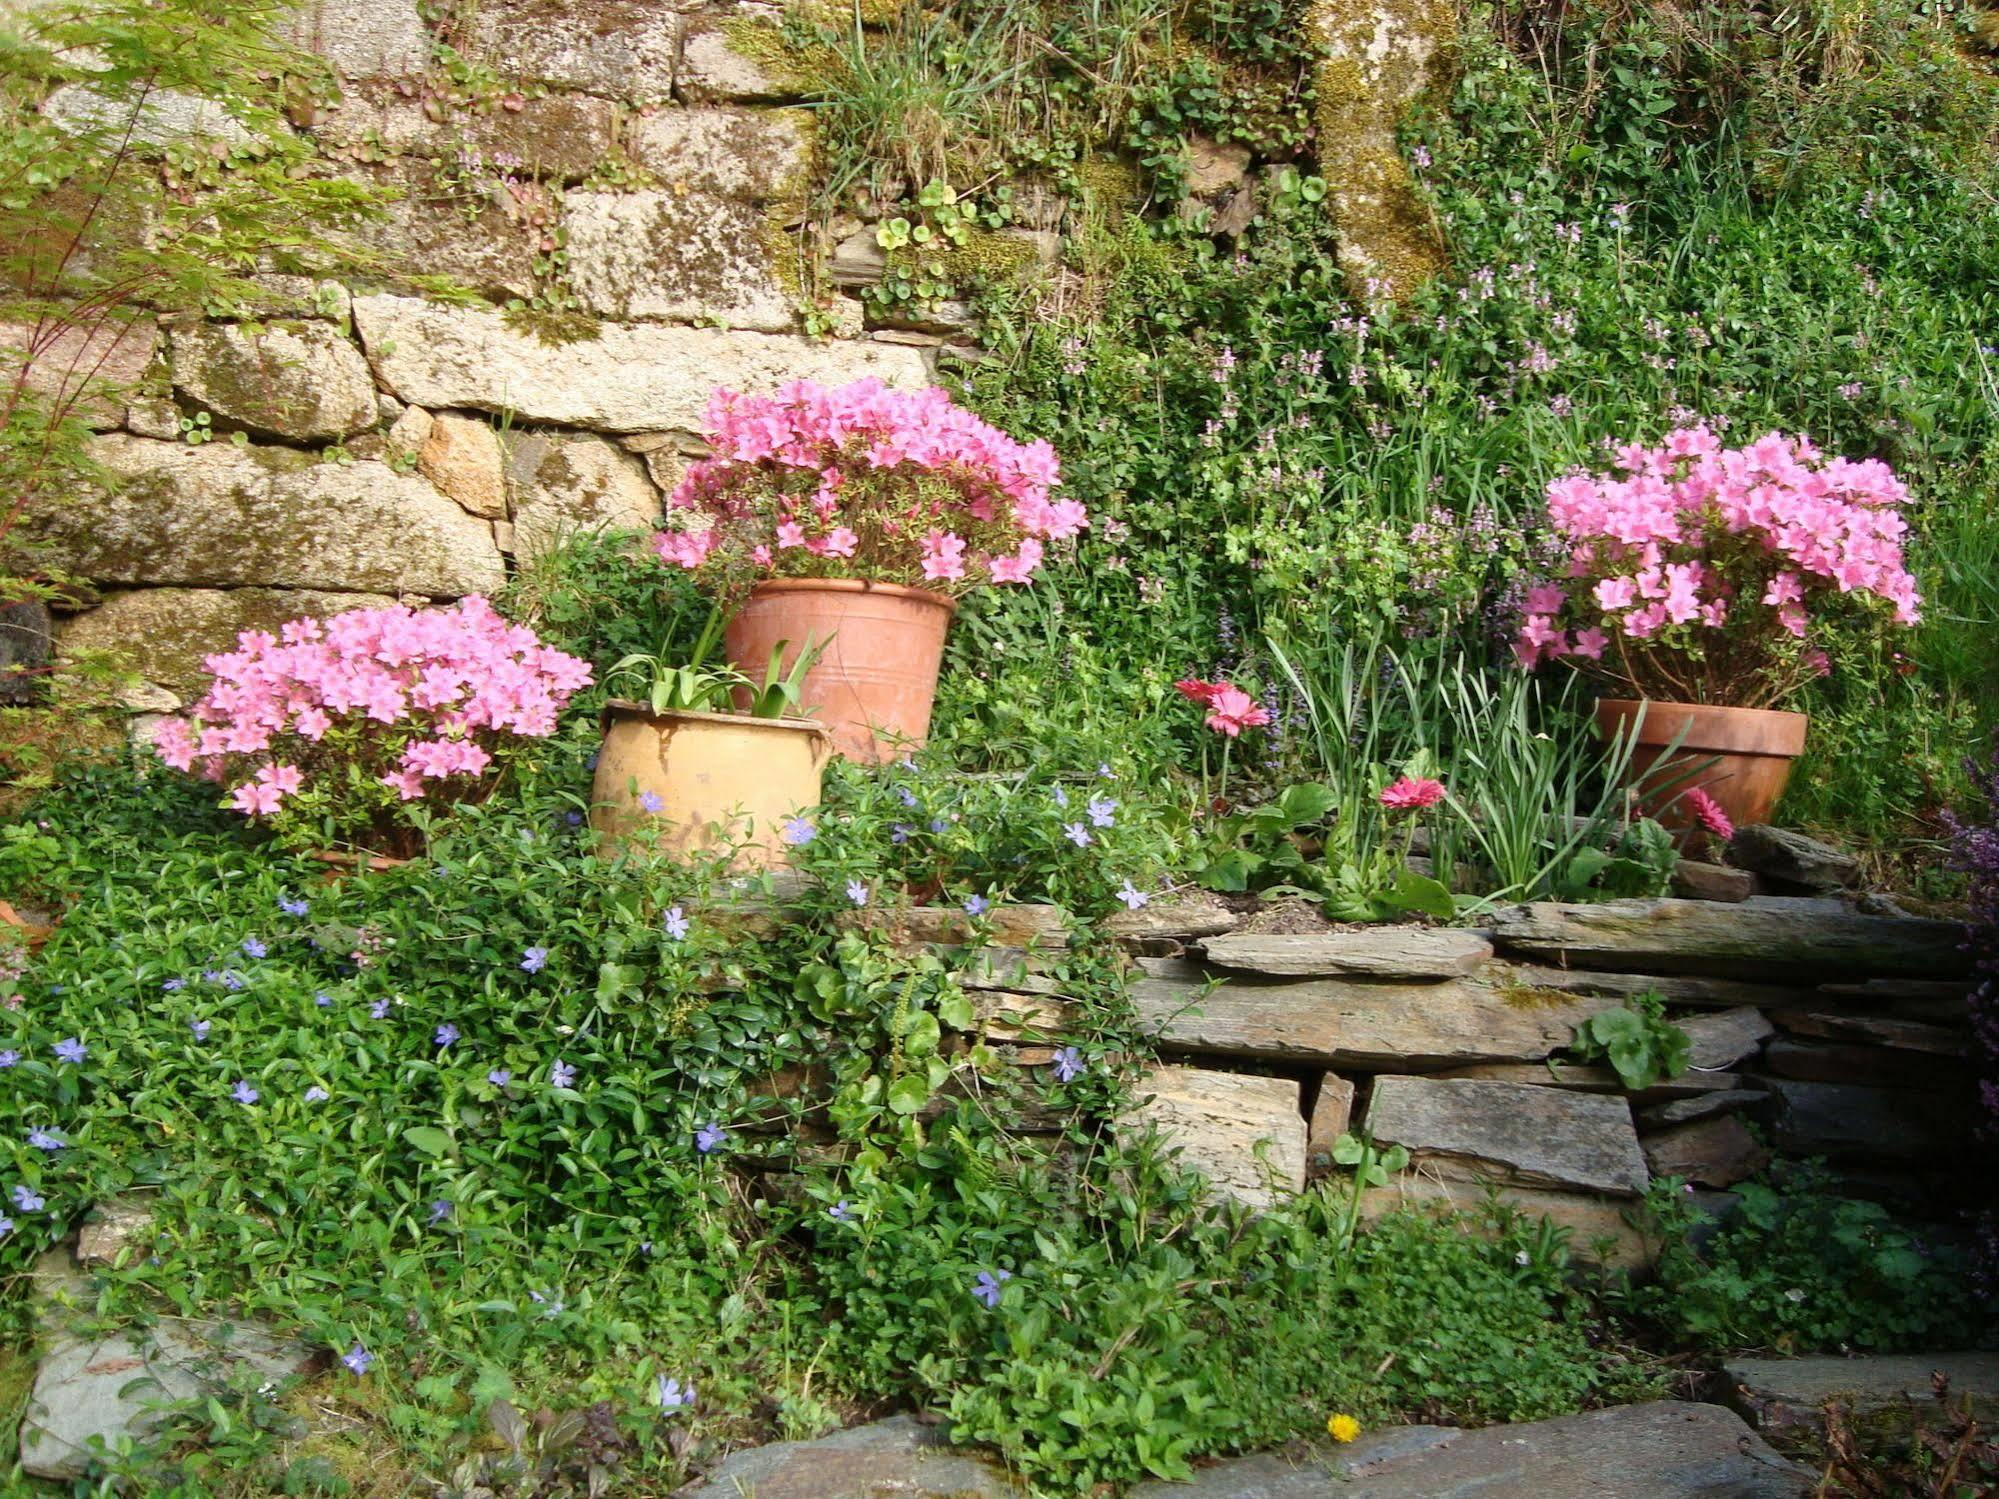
[152,598,591,856]
[652,378,1082,593]
[1514,427,1921,708]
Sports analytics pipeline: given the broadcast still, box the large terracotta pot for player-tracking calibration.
[724,579,956,764]
[1594,698,1809,833]
[592,701,830,869]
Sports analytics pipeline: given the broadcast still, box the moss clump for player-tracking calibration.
[499,305,603,346]
[889,227,1041,286]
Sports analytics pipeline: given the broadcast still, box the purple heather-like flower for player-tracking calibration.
[241,937,267,959]
[232,1080,259,1105]
[342,1344,373,1376]
[12,1185,44,1211]
[304,1085,329,1102]
[27,1129,64,1152]
[1052,1047,1084,1083]
[434,1023,460,1048]
[487,1068,511,1086]
[370,999,392,1019]
[279,896,310,917]
[662,905,690,940]
[1116,880,1150,911]
[52,1037,85,1066]
[828,1200,852,1221]
[695,1121,728,1154]
[520,946,549,974]
[550,1059,576,1089]
[1086,797,1117,828]
[782,817,817,846]
[963,894,990,917]
[428,1200,452,1226]
[1062,823,1091,848]
[640,790,665,814]
[972,1269,1011,1308]
[190,1019,211,1041]
[162,978,187,991]
[656,1375,694,1411]
[846,879,870,907]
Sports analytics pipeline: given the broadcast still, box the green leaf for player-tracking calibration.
[885,1075,931,1116]
[404,1126,453,1158]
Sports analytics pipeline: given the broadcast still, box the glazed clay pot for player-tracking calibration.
[724,579,956,764]
[591,701,830,869]
[1594,697,1809,833]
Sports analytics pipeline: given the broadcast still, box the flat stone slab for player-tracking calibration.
[680,1415,1022,1498]
[1765,1078,1967,1159]
[1727,825,1858,891]
[1364,1076,1649,1196]
[1491,898,1968,980]
[1670,860,1757,902]
[1505,964,1817,1011]
[21,1321,319,1479]
[1725,1353,1999,1443]
[1768,1010,1970,1056]
[1641,1114,1770,1188]
[1679,1006,1775,1070]
[1637,1088,1768,1131]
[1104,891,1240,941]
[1130,1402,1807,1497]
[1199,929,1492,979]
[1131,960,1612,1069]
[1124,1066,1305,1210]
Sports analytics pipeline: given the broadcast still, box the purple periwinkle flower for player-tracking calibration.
[640,790,665,814]
[27,1129,65,1152]
[232,1080,259,1105]
[0,1216,13,1238]
[828,1200,852,1221]
[11,1185,43,1212]
[162,978,187,991]
[846,879,869,907]
[279,896,310,917]
[890,823,913,844]
[52,1037,85,1066]
[782,817,817,847]
[1052,1047,1084,1083]
[241,937,267,959]
[972,1269,1011,1308]
[434,1023,460,1048]
[315,992,332,1008]
[370,999,392,1020]
[1062,823,1091,848]
[1086,797,1117,828]
[1098,762,1115,779]
[695,1121,728,1154]
[304,1086,329,1102]
[487,1068,511,1086]
[428,1200,452,1226]
[896,786,919,809]
[963,894,990,917]
[565,810,584,827]
[520,946,549,974]
[342,1344,373,1376]
[1051,785,1069,808]
[550,1059,576,1089]
[927,817,948,834]
[220,972,246,992]
[656,1375,694,1411]
[190,1019,211,1042]
[1117,879,1150,911]
[0,1051,16,1069]
[662,905,690,941]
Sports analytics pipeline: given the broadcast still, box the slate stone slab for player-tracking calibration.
[1679,1006,1775,1070]
[1491,898,1968,980]
[1104,892,1240,941]
[1763,1038,1969,1090]
[1124,1066,1306,1210]
[1641,1114,1770,1188]
[1131,959,1612,1069]
[20,1321,319,1480]
[1505,963,1817,1012]
[1728,825,1859,891]
[1198,929,1492,979]
[1637,1088,1769,1132]
[1130,1402,1808,1498]
[679,1414,1024,1498]
[1363,1075,1650,1196]
[1670,860,1757,902]
[1357,1173,1653,1269]
[1725,1353,1999,1444]
[1768,1010,1970,1056]
[1765,1079,1965,1159]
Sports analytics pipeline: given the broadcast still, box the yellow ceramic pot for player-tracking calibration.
[590,701,830,869]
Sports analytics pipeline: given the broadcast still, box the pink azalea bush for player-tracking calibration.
[1513,427,1921,708]
[651,378,1081,592]
[152,597,591,855]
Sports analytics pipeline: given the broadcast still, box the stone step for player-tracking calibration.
[1130,959,1611,1069]
[1724,1352,1999,1446]
[1491,898,1968,981]
[1363,1075,1650,1196]
[1196,929,1493,980]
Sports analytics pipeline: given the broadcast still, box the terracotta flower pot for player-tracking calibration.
[724,579,956,764]
[591,700,830,869]
[1594,698,1810,833]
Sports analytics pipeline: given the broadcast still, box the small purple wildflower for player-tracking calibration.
[487,1068,511,1086]
[520,946,549,974]
[27,1129,65,1152]
[662,905,690,940]
[241,937,268,959]
[1052,1047,1084,1083]
[0,1217,13,1239]
[656,1376,694,1411]
[972,1269,1011,1308]
[1098,762,1115,779]
[434,1023,460,1048]
[963,894,990,918]
[695,1121,728,1154]
[1116,879,1150,911]
[428,1200,452,1226]
[565,810,584,827]
[279,896,310,917]
[12,1185,43,1212]
[890,823,913,844]
[315,992,332,1008]
[304,1086,329,1103]
[782,817,817,847]
[190,1019,211,1042]
[342,1344,373,1376]
[1086,797,1117,828]
[232,1080,259,1105]
[550,1059,576,1089]
[928,817,948,833]
[370,999,392,1020]
[896,786,919,809]
[1051,785,1069,808]
[640,790,665,814]
[52,1037,85,1066]
[202,969,225,984]
[845,879,870,907]
[162,978,187,991]
[0,1051,19,1069]
[219,971,246,991]
[1062,823,1091,848]
[828,1200,852,1221]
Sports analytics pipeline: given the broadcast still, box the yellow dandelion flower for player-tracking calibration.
[1326,1413,1360,1443]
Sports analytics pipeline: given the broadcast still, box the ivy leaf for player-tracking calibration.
[886,1075,931,1116]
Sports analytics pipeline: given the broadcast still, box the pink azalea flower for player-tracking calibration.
[921,530,968,583]
[1379,776,1447,812]
[230,782,283,816]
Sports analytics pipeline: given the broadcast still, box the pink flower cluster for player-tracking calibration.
[653,379,1081,591]
[153,598,590,840]
[1175,678,1272,737]
[1515,428,1920,704]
